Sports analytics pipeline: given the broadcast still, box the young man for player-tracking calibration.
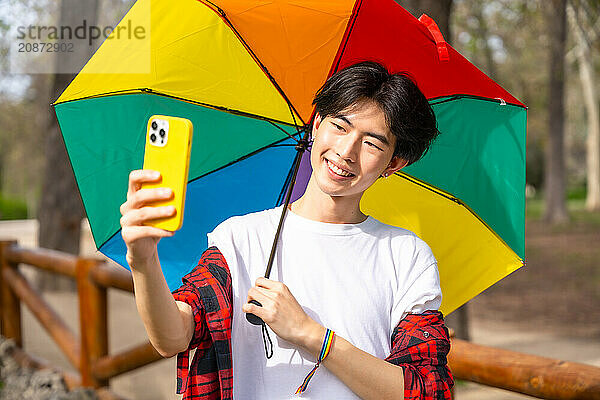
[120,61,453,399]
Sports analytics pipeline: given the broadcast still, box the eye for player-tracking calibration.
[365,141,383,151]
[331,122,345,131]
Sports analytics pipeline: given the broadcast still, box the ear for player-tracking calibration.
[382,156,408,176]
[312,113,322,139]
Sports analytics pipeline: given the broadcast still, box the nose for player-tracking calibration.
[336,132,360,163]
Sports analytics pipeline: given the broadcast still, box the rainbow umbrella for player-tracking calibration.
[54,0,526,316]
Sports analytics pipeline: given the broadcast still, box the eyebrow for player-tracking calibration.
[333,115,391,146]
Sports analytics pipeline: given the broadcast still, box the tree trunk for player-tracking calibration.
[0,148,3,220]
[543,0,569,224]
[471,0,498,81]
[0,146,3,194]
[36,0,100,291]
[567,3,600,211]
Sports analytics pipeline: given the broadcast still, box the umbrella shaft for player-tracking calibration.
[264,134,309,279]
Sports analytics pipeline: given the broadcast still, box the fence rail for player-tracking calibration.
[1,239,600,399]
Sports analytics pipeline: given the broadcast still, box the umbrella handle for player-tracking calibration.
[245,299,265,325]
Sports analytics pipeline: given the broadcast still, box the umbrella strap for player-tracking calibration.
[261,323,273,359]
[418,14,450,62]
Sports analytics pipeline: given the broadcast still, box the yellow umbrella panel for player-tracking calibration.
[362,172,523,315]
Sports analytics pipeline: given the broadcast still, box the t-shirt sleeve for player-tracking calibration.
[390,237,442,333]
[206,217,238,272]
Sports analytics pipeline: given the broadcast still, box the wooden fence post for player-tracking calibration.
[77,257,108,388]
[0,240,21,347]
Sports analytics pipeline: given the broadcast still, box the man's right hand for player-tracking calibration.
[118,169,194,358]
[119,169,176,266]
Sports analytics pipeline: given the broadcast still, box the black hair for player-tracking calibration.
[311,61,439,166]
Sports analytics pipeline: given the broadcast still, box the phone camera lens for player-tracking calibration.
[151,121,158,130]
[150,133,157,142]
[159,129,166,137]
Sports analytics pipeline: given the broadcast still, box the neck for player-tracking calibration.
[289,175,367,224]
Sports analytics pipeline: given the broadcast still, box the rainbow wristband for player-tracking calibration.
[295,328,335,394]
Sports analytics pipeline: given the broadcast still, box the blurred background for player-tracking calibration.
[0,0,599,399]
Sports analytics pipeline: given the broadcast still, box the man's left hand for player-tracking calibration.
[243,277,322,349]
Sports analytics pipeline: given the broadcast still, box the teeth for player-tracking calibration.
[327,160,352,177]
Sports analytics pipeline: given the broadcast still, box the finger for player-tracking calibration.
[129,187,173,209]
[127,169,161,198]
[120,205,176,227]
[242,301,265,317]
[121,225,175,241]
[255,277,285,291]
[121,187,173,216]
[256,277,287,294]
[247,286,275,305]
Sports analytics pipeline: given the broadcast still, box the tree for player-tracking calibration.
[567,0,600,211]
[453,1,550,193]
[467,0,498,80]
[36,0,100,290]
[0,2,50,218]
[543,0,569,223]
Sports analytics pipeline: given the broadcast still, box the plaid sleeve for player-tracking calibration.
[171,246,231,396]
[384,310,454,400]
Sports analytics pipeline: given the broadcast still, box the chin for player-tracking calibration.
[315,175,364,198]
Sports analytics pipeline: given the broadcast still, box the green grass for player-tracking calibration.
[526,197,543,220]
[526,188,600,227]
[570,201,600,226]
[453,379,468,387]
[0,193,28,220]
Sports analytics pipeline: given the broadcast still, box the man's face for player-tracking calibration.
[310,99,407,199]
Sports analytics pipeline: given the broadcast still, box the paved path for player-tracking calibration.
[1,219,599,399]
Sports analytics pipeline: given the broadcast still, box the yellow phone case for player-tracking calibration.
[141,115,193,231]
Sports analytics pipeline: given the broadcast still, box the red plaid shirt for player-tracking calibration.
[172,246,453,399]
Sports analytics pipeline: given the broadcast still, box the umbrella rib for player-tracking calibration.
[329,0,364,76]
[96,133,303,251]
[396,172,523,261]
[187,134,303,185]
[428,93,527,109]
[141,88,302,128]
[276,153,298,206]
[51,88,146,106]
[200,0,306,128]
[53,88,303,129]
[396,172,463,204]
[266,120,302,143]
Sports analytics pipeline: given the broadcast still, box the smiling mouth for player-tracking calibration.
[326,159,355,177]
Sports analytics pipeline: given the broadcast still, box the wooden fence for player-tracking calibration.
[1,239,600,399]
[0,240,162,400]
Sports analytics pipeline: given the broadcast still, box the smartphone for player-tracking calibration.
[141,115,193,231]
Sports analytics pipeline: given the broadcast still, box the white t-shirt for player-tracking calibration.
[207,205,442,400]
